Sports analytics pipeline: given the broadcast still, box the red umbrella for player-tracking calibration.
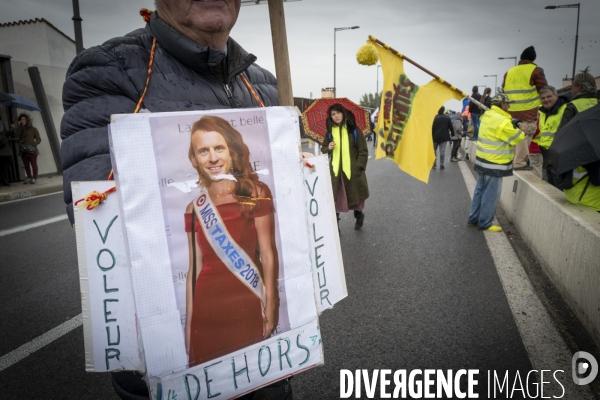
[301,98,371,143]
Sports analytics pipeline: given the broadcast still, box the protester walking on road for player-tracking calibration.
[468,93,528,232]
[60,2,288,399]
[536,86,569,185]
[12,113,41,184]
[372,115,378,147]
[502,46,548,171]
[450,114,464,162]
[0,116,13,186]
[469,86,482,141]
[432,106,455,169]
[321,104,369,230]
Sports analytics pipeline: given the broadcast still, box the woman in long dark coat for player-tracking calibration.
[321,104,369,230]
[13,113,41,184]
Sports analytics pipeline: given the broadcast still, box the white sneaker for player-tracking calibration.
[23,178,31,184]
[30,179,36,184]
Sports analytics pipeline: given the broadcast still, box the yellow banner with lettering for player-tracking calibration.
[374,45,463,183]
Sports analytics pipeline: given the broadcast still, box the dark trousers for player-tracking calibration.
[0,155,12,185]
[21,155,38,179]
[451,139,461,158]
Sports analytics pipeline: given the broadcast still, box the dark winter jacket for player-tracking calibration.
[14,114,41,156]
[321,122,369,207]
[557,92,598,130]
[539,94,570,119]
[60,12,278,222]
[482,95,492,109]
[432,113,455,143]
[469,92,482,114]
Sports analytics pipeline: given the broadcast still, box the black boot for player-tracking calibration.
[354,210,364,230]
[336,213,341,235]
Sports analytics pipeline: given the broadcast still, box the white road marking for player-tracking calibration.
[458,162,593,399]
[0,214,69,237]
[0,191,64,205]
[0,314,82,372]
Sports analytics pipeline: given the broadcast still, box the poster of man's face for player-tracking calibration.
[149,110,291,365]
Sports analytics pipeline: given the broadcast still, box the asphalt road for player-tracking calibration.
[0,143,581,399]
[293,143,533,399]
[0,192,119,399]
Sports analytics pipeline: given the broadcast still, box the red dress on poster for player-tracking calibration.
[184,199,272,366]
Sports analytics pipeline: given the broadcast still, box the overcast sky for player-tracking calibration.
[1,0,599,111]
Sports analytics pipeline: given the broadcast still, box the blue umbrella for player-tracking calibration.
[0,92,41,112]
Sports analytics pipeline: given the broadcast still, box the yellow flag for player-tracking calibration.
[374,43,463,183]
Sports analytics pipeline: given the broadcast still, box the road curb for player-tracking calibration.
[0,184,63,203]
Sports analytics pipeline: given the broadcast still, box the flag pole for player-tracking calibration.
[369,35,488,111]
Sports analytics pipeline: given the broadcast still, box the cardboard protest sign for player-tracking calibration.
[100,106,339,397]
[73,181,144,372]
[157,321,323,399]
[303,155,348,313]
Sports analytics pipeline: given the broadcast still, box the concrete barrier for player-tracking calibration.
[464,140,600,348]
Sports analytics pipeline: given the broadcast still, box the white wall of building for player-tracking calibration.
[0,19,76,177]
[0,20,76,69]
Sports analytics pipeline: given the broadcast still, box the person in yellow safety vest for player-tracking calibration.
[467,93,529,232]
[555,69,600,211]
[502,46,548,171]
[557,67,599,130]
[534,86,569,187]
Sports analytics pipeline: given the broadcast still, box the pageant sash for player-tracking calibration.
[192,191,267,307]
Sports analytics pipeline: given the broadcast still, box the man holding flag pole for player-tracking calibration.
[467,93,527,232]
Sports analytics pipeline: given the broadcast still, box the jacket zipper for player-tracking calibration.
[223,83,236,108]
[222,55,258,109]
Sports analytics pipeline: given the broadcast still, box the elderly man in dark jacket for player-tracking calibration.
[60,1,286,399]
[431,106,456,170]
[61,0,277,222]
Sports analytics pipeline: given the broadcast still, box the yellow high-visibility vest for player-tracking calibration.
[562,97,599,210]
[564,167,600,211]
[572,98,598,113]
[535,103,567,149]
[504,64,541,112]
[476,106,525,166]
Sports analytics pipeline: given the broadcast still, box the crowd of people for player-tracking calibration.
[436,45,599,232]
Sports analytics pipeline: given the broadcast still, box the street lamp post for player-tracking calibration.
[498,56,517,66]
[483,75,497,94]
[376,64,382,94]
[545,3,580,81]
[334,26,359,98]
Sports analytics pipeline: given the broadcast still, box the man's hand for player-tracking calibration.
[328,141,336,150]
[517,122,527,133]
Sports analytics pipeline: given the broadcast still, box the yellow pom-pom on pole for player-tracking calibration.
[356,43,379,66]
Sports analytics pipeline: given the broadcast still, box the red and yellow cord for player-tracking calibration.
[74,187,117,210]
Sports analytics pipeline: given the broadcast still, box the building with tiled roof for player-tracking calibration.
[0,18,76,69]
